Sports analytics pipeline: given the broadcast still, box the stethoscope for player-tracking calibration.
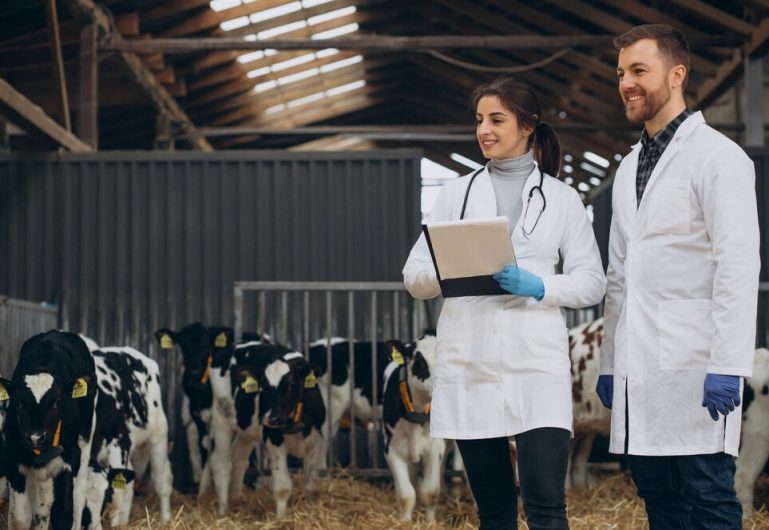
[460,165,547,238]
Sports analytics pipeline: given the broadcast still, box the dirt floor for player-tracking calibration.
[3,469,769,529]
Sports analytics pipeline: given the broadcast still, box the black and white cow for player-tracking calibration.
[381,335,444,522]
[0,330,98,530]
[82,343,173,527]
[734,347,769,518]
[83,464,135,530]
[154,323,216,489]
[260,351,327,517]
[307,338,390,438]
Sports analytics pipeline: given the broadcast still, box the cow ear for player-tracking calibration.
[309,361,326,378]
[385,340,409,365]
[208,327,234,349]
[107,468,135,490]
[67,373,95,400]
[0,377,13,403]
[154,329,176,351]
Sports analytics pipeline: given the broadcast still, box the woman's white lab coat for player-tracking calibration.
[403,164,606,439]
[600,112,760,456]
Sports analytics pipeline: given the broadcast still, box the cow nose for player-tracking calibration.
[28,431,48,447]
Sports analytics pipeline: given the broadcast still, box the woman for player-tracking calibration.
[403,76,606,529]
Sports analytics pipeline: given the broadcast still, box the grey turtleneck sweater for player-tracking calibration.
[489,150,535,233]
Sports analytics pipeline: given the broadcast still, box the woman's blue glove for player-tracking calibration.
[702,373,741,421]
[596,374,613,409]
[493,265,545,300]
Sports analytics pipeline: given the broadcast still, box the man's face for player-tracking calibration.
[617,39,673,125]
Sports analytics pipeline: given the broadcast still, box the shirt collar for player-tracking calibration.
[640,108,693,151]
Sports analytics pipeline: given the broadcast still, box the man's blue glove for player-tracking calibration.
[493,265,545,300]
[702,373,741,421]
[596,375,613,409]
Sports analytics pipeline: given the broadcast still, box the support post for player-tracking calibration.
[78,24,98,149]
[44,0,71,131]
[745,54,765,147]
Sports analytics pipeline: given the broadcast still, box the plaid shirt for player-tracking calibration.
[636,108,693,206]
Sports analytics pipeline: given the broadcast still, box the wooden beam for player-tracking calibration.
[0,76,91,151]
[61,0,212,150]
[78,24,98,149]
[45,0,71,131]
[667,0,755,36]
[103,33,740,54]
[141,0,210,24]
[694,18,769,109]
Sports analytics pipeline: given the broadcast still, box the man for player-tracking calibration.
[596,24,760,529]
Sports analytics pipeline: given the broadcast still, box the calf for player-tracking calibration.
[734,347,769,518]
[308,338,390,437]
[0,330,98,530]
[85,345,173,527]
[83,464,135,530]
[260,351,327,517]
[381,334,445,522]
[567,317,610,489]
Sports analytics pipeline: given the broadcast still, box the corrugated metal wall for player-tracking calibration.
[0,150,422,437]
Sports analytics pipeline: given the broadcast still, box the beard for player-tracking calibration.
[624,80,671,124]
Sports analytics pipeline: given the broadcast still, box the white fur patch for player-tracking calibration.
[309,337,347,347]
[282,352,303,361]
[24,373,54,403]
[264,361,290,388]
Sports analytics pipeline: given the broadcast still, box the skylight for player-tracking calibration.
[312,23,359,39]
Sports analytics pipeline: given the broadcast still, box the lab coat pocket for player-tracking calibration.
[646,180,690,235]
[657,299,713,370]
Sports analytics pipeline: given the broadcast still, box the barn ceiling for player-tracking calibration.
[0,0,768,198]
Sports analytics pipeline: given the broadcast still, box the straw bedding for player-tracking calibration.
[4,468,766,529]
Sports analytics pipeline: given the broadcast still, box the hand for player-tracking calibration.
[596,374,613,409]
[493,265,545,300]
[702,373,741,421]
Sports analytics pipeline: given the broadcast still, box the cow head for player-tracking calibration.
[3,331,97,464]
[387,333,436,395]
[261,352,322,432]
[155,323,233,389]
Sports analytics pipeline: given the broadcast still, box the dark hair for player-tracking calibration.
[470,76,561,177]
[614,24,690,89]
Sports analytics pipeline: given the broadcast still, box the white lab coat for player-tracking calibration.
[403,164,606,439]
[600,112,760,456]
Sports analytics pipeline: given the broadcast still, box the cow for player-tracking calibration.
[260,350,327,517]
[0,330,98,530]
[733,347,769,518]
[567,317,610,490]
[307,338,390,439]
[83,464,135,530]
[381,334,445,522]
[84,344,173,527]
[154,323,217,489]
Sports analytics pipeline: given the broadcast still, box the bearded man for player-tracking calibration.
[596,24,760,530]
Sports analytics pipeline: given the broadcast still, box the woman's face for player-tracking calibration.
[475,95,532,160]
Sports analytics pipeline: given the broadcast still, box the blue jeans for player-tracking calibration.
[628,453,742,530]
[456,428,570,530]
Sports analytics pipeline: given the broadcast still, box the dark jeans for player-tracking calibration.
[628,452,742,530]
[456,428,570,530]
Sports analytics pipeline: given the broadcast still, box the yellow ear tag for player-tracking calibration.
[391,347,405,366]
[111,473,127,490]
[241,376,259,394]
[304,371,316,389]
[160,334,173,349]
[72,378,88,399]
[215,332,227,348]
[0,384,9,402]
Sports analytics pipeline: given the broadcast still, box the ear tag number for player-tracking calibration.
[0,384,8,402]
[160,334,173,349]
[215,332,227,348]
[241,376,259,394]
[304,371,317,389]
[72,378,88,399]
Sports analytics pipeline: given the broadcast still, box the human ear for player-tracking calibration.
[670,64,686,89]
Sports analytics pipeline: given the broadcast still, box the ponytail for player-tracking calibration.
[532,121,561,177]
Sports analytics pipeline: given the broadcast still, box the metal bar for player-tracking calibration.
[280,290,288,343]
[234,284,243,341]
[303,290,310,356]
[347,292,357,469]
[258,291,266,339]
[325,291,334,465]
[370,291,379,469]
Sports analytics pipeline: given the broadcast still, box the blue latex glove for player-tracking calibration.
[596,374,613,409]
[702,373,741,421]
[493,265,545,300]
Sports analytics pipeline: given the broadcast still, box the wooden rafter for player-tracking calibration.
[78,24,97,148]
[667,0,755,36]
[0,76,90,151]
[61,0,212,150]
